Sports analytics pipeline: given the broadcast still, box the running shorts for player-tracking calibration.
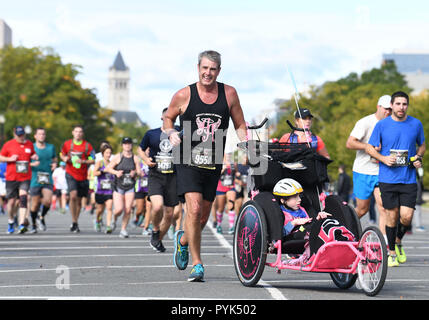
[148,170,179,207]
[379,182,417,210]
[176,164,222,202]
[353,171,379,200]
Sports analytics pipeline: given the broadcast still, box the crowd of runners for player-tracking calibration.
[0,50,425,282]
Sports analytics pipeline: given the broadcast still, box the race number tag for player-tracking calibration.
[191,147,215,170]
[222,175,233,187]
[100,179,112,190]
[122,173,134,187]
[16,161,29,174]
[141,176,148,187]
[37,172,50,185]
[155,155,173,174]
[390,149,408,167]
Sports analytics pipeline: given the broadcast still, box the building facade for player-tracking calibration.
[0,19,12,49]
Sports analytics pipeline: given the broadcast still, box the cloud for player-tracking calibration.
[5,1,429,130]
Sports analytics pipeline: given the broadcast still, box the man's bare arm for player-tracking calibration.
[226,85,247,142]
[346,136,367,150]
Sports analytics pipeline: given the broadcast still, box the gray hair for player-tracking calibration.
[198,50,221,68]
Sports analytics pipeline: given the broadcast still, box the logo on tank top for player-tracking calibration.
[196,113,222,142]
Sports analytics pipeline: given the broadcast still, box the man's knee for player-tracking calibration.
[19,195,28,208]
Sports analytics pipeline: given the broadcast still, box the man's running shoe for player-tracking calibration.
[7,223,14,234]
[173,230,188,270]
[94,220,101,232]
[18,224,27,234]
[119,229,129,238]
[70,223,80,233]
[188,264,204,282]
[150,231,165,252]
[151,239,166,252]
[30,225,38,234]
[395,244,407,263]
[105,226,113,234]
[39,218,47,231]
[388,254,399,267]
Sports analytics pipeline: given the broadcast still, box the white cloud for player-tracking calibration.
[4,1,429,130]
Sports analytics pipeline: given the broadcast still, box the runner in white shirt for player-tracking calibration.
[52,162,68,214]
[346,95,392,237]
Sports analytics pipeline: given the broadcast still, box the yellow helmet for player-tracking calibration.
[273,178,303,197]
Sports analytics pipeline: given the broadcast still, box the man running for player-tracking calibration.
[29,128,57,233]
[165,50,247,281]
[138,108,179,252]
[366,91,425,267]
[346,95,392,240]
[0,126,38,234]
[60,125,95,232]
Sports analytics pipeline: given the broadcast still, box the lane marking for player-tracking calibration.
[206,222,288,300]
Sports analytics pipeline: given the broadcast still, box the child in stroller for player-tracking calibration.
[271,178,355,266]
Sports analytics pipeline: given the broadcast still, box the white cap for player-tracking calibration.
[377,95,391,109]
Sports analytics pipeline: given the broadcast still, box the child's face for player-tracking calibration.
[283,194,301,210]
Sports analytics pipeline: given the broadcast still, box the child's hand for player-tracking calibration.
[292,218,312,226]
[316,211,332,220]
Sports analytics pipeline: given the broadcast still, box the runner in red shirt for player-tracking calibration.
[60,125,95,232]
[0,126,38,234]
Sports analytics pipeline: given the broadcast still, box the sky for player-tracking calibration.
[2,0,429,129]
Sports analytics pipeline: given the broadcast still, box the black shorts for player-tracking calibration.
[6,180,30,200]
[95,193,112,204]
[379,182,417,210]
[148,170,179,207]
[66,173,89,198]
[135,191,148,199]
[30,185,54,197]
[176,164,222,202]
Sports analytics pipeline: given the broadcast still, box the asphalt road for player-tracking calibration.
[0,205,428,303]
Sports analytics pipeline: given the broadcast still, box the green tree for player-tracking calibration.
[272,62,417,184]
[0,46,113,153]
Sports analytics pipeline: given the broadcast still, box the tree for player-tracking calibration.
[0,46,114,152]
[272,62,428,186]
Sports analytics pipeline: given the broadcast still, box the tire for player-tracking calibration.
[357,226,388,296]
[330,272,358,289]
[233,200,268,287]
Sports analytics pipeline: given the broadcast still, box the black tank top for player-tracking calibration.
[179,82,230,170]
[114,153,136,190]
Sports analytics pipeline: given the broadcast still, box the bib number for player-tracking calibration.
[390,149,408,167]
[191,147,215,170]
[16,161,29,174]
[100,179,112,190]
[37,172,50,185]
[155,155,173,174]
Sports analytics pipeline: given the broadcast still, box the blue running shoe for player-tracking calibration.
[173,230,188,270]
[188,264,204,282]
[7,223,14,234]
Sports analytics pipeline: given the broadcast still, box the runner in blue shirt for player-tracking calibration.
[366,91,425,267]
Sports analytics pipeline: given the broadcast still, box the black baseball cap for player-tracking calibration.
[121,137,133,144]
[294,108,313,119]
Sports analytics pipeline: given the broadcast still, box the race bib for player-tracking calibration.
[37,171,50,185]
[141,176,148,187]
[100,179,112,190]
[191,147,215,170]
[122,173,134,186]
[155,155,173,174]
[222,175,233,187]
[390,149,408,167]
[16,161,29,174]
